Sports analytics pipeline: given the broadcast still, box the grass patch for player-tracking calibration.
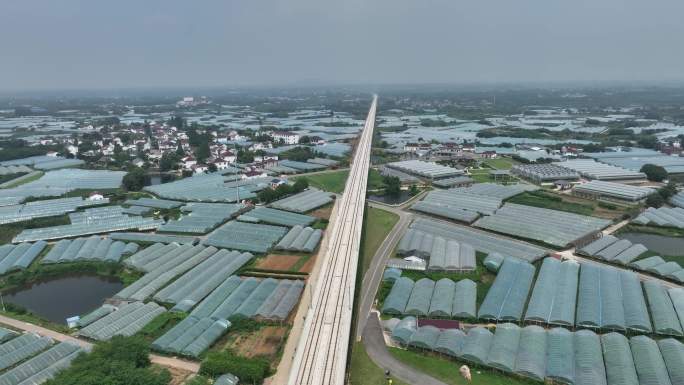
[360,207,399,275]
[139,312,186,341]
[618,224,684,238]
[294,170,349,193]
[0,171,44,188]
[290,254,312,272]
[0,214,71,245]
[388,347,535,385]
[483,157,516,170]
[367,168,386,191]
[507,190,595,216]
[348,342,409,385]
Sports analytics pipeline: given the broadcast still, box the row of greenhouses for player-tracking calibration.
[0,165,32,175]
[143,173,258,202]
[41,236,138,264]
[630,256,684,283]
[124,197,183,209]
[269,188,333,213]
[203,221,288,253]
[109,232,198,244]
[0,341,85,385]
[474,203,611,248]
[158,203,244,234]
[577,235,648,265]
[188,276,304,321]
[152,316,230,357]
[116,245,221,301]
[13,214,163,242]
[634,206,684,229]
[0,196,109,225]
[275,226,323,252]
[79,302,165,341]
[279,160,326,171]
[0,241,46,275]
[153,250,253,307]
[479,257,536,321]
[397,229,476,271]
[382,277,477,318]
[387,319,684,385]
[0,333,52,372]
[239,207,315,227]
[409,218,547,262]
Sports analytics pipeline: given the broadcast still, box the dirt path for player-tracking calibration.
[0,314,200,373]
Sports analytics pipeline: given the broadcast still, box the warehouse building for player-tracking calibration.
[511,163,580,184]
[386,160,463,180]
[573,180,655,203]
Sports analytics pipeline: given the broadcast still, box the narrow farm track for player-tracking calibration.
[287,96,377,385]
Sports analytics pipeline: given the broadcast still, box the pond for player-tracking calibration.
[368,191,413,205]
[3,275,123,324]
[620,233,684,257]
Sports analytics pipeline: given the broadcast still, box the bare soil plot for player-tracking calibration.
[256,254,300,270]
[228,326,289,359]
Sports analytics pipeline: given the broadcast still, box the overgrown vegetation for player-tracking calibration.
[44,336,171,385]
[200,350,270,384]
[0,215,71,244]
[507,190,594,216]
[257,178,308,203]
[294,170,349,193]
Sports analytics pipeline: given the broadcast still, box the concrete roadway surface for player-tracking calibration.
[363,313,449,385]
[0,314,200,373]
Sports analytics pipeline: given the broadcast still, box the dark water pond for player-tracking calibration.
[368,191,412,205]
[620,233,684,256]
[3,275,123,324]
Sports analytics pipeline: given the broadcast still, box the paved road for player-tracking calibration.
[362,313,448,385]
[356,204,412,339]
[0,314,200,373]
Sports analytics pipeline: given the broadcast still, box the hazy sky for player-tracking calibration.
[2,0,684,90]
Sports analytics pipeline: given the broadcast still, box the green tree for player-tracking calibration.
[195,141,210,163]
[640,164,668,182]
[208,163,218,173]
[383,176,401,197]
[176,142,185,156]
[646,193,665,208]
[200,351,270,384]
[122,167,146,191]
[409,184,419,196]
[160,152,180,171]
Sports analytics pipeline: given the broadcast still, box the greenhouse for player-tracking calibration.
[382,277,415,315]
[13,214,163,242]
[577,235,618,256]
[513,325,547,382]
[629,255,666,270]
[657,338,684,385]
[215,373,240,385]
[634,206,684,229]
[121,205,151,215]
[405,278,435,316]
[144,173,258,202]
[279,160,326,171]
[486,323,521,372]
[206,278,260,320]
[573,180,654,202]
[621,271,653,333]
[595,239,632,260]
[233,278,279,318]
[511,163,579,183]
[560,159,646,180]
[203,221,288,253]
[0,196,110,225]
[116,246,218,301]
[454,183,538,199]
[124,197,182,209]
[452,279,477,318]
[545,328,575,384]
[255,280,296,318]
[525,258,579,326]
[153,250,253,305]
[240,207,315,227]
[109,232,198,244]
[671,192,684,208]
[385,160,463,179]
[431,176,474,188]
[41,236,137,264]
[152,316,231,357]
[158,203,244,234]
[0,334,52,372]
[601,333,639,385]
[79,302,165,341]
[434,329,465,357]
[189,276,243,318]
[269,188,333,213]
[0,341,83,385]
[409,218,547,262]
[427,279,455,317]
[382,268,402,283]
[574,329,606,385]
[125,243,191,271]
[408,325,441,350]
[391,316,417,346]
[460,327,493,365]
[630,335,672,385]
[427,237,476,272]
[643,281,683,336]
[649,261,684,276]
[483,253,505,272]
[478,258,535,321]
[77,305,116,328]
[275,226,323,252]
[669,288,684,330]
[474,203,611,248]
[0,241,46,274]
[410,200,481,223]
[267,280,304,320]
[0,328,15,343]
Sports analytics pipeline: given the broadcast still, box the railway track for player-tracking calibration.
[288,95,377,385]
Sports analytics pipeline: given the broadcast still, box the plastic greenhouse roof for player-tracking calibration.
[486,323,521,372]
[405,278,435,316]
[460,327,493,365]
[657,338,684,385]
[382,277,414,315]
[574,329,606,385]
[545,327,575,384]
[514,325,547,382]
[601,333,639,385]
[630,335,672,385]
[478,257,535,321]
[643,281,683,336]
[408,325,440,350]
[525,258,579,326]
